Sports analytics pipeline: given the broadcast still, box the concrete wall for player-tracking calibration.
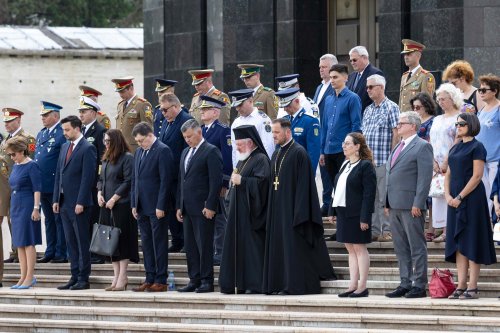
[0,52,143,137]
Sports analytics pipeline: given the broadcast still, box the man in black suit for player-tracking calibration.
[78,96,107,264]
[346,46,384,116]
[159,94,194,253]
[53,116,97,290]
[313,54,337,216]
[131,122,175,292]
[176,119,223,293]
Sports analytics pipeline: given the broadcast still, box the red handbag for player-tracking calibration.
[429,268,456,298]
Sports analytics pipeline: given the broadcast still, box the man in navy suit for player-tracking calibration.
[313,54,337,216]
[53,116,97,290]
[35,101,68,264]
[199,95,232,265]
[176,119,223,293]
[159,93,194,252]
[78,96,107,264]
[346,46,384,115]
[131,122,175,292]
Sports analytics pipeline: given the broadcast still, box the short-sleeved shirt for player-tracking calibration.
[476,106,500,163]
[362,97,400,166]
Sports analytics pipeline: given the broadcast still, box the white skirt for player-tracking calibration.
[432,197,447,228]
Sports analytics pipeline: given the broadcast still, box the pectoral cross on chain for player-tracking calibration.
[273,176,280,191]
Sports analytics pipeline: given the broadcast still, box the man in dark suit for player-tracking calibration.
[35,102,68,264]
[159,93,193,252]
[78,96,107,264]
[384,111,433,298]
[130,122,174,292]
[313,54,337,216]
[176,119,223,293]
[53,116,97,290]
[346,46,384,115]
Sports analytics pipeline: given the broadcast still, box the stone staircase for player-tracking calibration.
[1,226,499,332]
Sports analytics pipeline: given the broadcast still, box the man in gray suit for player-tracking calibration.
[384,111,433,298]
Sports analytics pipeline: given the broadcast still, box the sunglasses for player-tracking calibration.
[412,105,423,111]
[7,152,16,157]
[349,58,358,63]
[366,85,382,90]
[477,88,493,94]
[455,121,467,127]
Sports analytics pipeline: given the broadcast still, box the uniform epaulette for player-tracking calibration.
[263,87,273,92]
[212,89,221,96]
[155,104,160,109]
[421,69,429,74]
[97,111,105,116]
[137,97,147,102]
[215,121,229,129]
[258,111,269,118]
[193,92,200,97]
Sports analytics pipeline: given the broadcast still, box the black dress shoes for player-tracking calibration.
[245,290,259,294]
[70,282,90,290]
[57,280,77,290]
[326,233,336,241]
[177,283,200,292]
[37,256,53,263]
[278,290,290,296]
[349,289,369,298]
[385,286,410,298]
[195,283,214,293]
[168,245,183,253]
[90,257,105,264]
[404,287,426,298]
[50,258,68,264]
[4,257,18,263]
[338,290,356,298]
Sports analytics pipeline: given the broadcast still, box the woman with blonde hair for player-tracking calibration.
[329,132,376,298]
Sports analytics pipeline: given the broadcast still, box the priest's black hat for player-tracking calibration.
[233,125,267,157]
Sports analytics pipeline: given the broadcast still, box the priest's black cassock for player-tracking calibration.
[219,148,270,293]
[263,140,336,295]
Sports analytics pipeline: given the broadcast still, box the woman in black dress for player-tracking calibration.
[328,133,376,298]
[97,129,139,291]
[445,113,496,299]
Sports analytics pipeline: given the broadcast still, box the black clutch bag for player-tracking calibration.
[90,210,121,257]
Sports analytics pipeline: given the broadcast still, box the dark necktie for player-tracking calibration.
[82,126,86,136]
[65,143,74,164]
[391,141,405,168]
[202,126,208,136]
[353,72,361,90]
[406,71,412,83]
[139,149,149,169]
[123,101,128,112]
[186,147,196,171]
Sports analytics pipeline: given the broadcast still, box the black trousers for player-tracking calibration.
[184,213,215,285]
[324,152,346,183]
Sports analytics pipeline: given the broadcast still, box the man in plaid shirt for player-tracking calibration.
[362,74,400,242]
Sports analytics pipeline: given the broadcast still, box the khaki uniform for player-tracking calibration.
[116,95,153,152]
[399,67,435,112]
[253,85,278,120]
[0,129,36,216]
[97,111,111,129]
[189,88,230,125]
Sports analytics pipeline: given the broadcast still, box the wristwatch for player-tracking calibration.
[455,194,463,201]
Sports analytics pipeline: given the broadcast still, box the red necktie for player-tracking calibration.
[390,141,405,168]
[65,143,74,164]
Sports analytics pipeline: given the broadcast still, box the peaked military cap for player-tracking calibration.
[2,108,23,122]
[79,85,102,97]
[111,76,134,92]
[155,79,178,92]
[275,87,300,107]
[401,39,426,54]
[237,64,264,78]
[188,69,214,85]
[228,88,254,107]
[40,101,63,115]
[78,96,101,112]
[276,74,300,91]
[199,95,226,109]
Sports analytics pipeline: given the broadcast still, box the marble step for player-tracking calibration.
[5,264,500,283]
[2,276,500,298]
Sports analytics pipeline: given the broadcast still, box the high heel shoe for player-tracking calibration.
[104,285,116,291]
[17,277,37,290]
[112,283,128,291]
[10,284,20,289]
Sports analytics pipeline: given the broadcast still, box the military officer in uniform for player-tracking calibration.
[35,101,68,264]
[399,39,435,112]
[275,74,320,120]
[276,87,321,172]
[1,108,36,263]
[112,76,153,152]
[188,69,230,125]
[229,89,275,167]
[79,85,111,130]
[153,79,176,137]
[238,64,278,120]
[198,96,232,265]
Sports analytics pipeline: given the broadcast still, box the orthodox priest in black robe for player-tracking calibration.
[219,125,270,294]
[263,118,336,295]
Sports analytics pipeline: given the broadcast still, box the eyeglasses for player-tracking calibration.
[477,88,493,94]
[455,121,467,127]
[397,122,411,127]
[342,141,354,146]
[349,58,358,63]
[7,152,16,157]
[412,105,423,111]
[103,139,111,144]
[366,85,381,90]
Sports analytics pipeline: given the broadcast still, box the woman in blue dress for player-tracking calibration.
[445,113,496,299]
[5,137,42,289]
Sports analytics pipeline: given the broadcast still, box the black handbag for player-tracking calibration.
[90,210,121,257]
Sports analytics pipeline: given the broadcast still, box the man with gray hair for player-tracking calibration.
[347,46,384,115]
[176,119,223,293]
[362,74,400,242]
[313,53,337,216]
[384,111,433,298]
